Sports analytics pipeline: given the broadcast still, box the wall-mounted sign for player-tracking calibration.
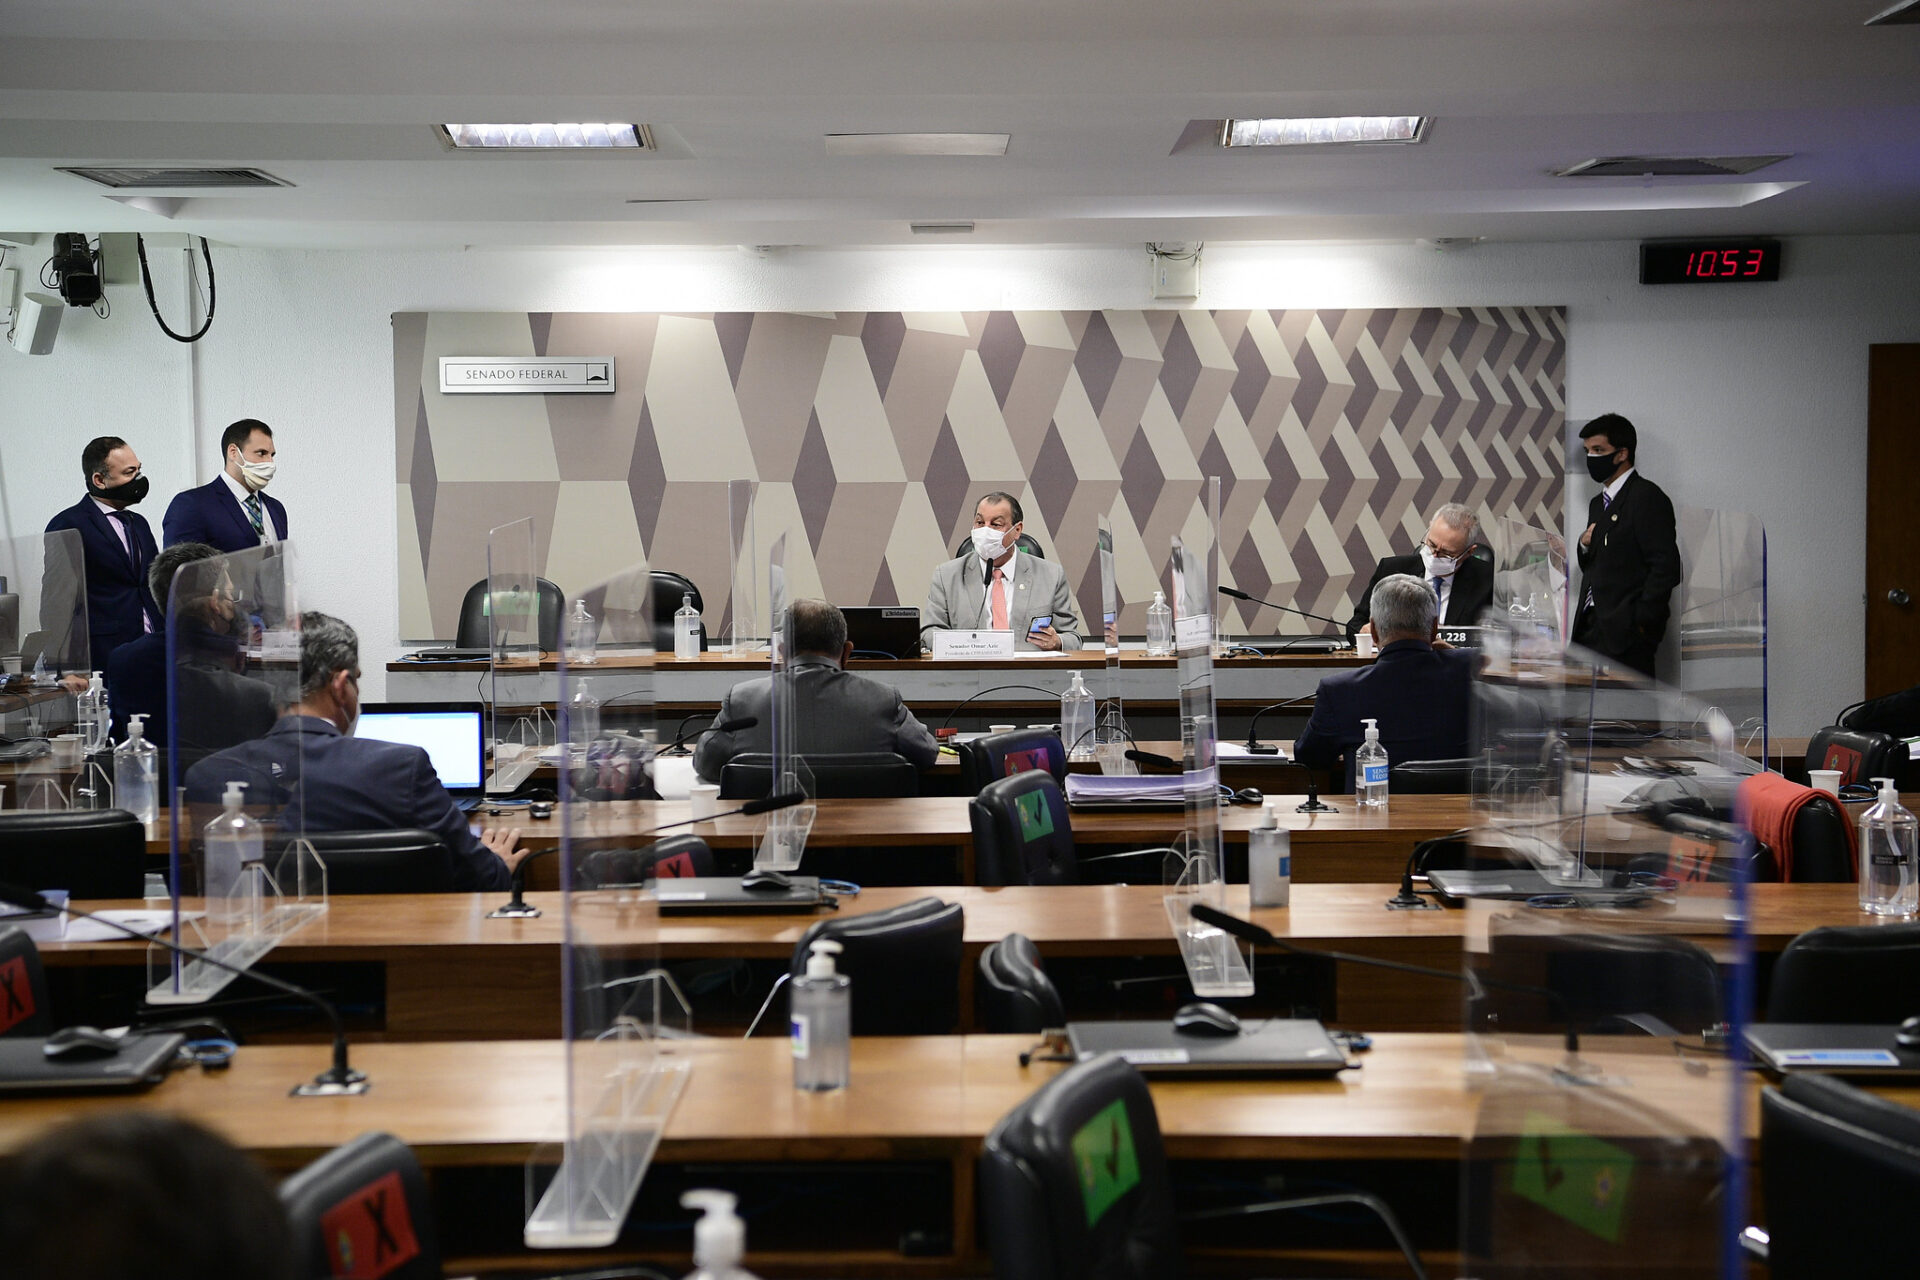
[439,357,616,394]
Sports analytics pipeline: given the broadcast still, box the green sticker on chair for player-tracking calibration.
[1071,1099,1141,1228]
[1511,1110,1636,1243]
[1015,788,1055,843]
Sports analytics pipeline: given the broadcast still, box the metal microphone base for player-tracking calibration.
[1384,891,1441,911]
[488,900,542,919]
[1244,742,1281,754]
[292,1068,370,1098]
[1296,797,1335,812]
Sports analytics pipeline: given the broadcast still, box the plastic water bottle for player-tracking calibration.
[564,597,598,666]
[1356,717,1389,808]
[204,780,263,924]
[1248,800,1292,908]
[1859,776,1918,917]
[77,672,109,754]
[114,714,158,828]
[1145,590,1174,656]
[680,1189,763,1280]
[674,593,702,661]
[791,939,850,1092]
[567,681,601,782]
[1061,672,1095,761]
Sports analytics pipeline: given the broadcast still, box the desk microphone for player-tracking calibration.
[1124,748,1334,814]
[935,685,1067,736]
[489,789,808,918]
[1242,694,1317,754]
[0,880,367,1096]
[1216,586,1347,640]
[665,714,757,757]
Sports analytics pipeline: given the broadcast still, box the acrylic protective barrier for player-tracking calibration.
[487,518,551,793]
[1092,515,1135,775]
[1672,507,1767,764]
[1460,618,1756,1279]
[753,531,816,869]
[1484,516,1571,645]
[524,555,690,1249]
[725,479,760,655]
[156,541,325,1004]
[0,530,91,812]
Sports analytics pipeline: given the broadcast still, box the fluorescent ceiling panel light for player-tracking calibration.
[825,133,1010,157]
[1220,116,1427,147]
[438,123,652,150]
[909,221,976,235]
[59,166,290,189]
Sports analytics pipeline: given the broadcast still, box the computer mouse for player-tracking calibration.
[42,1025,124,1060]
[740,868,793,891]
[1171,1002,1243,1037]
[529,801,554,819]
[1896,1016,1920,1050]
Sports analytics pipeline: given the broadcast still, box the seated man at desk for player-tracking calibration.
[1297,574,1473,790]
[921,492,1082,651]
[185,611,525,890]
[695,599,941,782]
[1346,502,1491,640]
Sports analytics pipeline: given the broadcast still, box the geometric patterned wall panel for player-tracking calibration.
[394,308,1564,641]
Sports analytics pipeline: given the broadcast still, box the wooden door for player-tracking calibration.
[1867,344,1920,698]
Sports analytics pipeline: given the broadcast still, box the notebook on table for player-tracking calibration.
[1743,1024,1920,1077]
[651,875,834,915]
[1066,1018,1353,1077]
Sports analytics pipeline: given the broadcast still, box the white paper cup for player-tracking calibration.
[988,724,1017,733]
[51,733,81,765]
[1808,769,1843,796]
[689,783,722,820]
[1354,633,1376,658]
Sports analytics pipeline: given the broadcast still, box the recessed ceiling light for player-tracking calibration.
[1219,117,1428,147]
[437,123,653,150]
[825,133,1009,157]
[909,221,976,235]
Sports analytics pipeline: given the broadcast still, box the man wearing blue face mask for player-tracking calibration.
[1571,413,1680,678]
[1346,503,1492,643]
[921,492,1083,651]
[163,419,289,552]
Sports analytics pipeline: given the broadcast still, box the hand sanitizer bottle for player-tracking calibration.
[1061,672,1095,761]
[78,672,109,754]
[675,594,702,661]
[1248,800,1292,907]
[1356,718,1389,808]
[564,598,598,666]
[114,714,158,828]
[680,1189,762,1280]
[791,939,850,1092]
[1145,590,1174,656]
[1859,777,1918,917]
[204,781,262,924]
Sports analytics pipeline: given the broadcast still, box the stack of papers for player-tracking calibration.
[1066,773,1189,808]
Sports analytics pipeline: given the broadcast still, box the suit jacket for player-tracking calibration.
[105,628,277,745]
[1293,639,1474,791]
[162,477,288,553]
[1571,471,1682,661]
[1346,553,1494,638]
[45,496,161,669]
[183,716,509,891]
[921,553,1084,651]
[693,658,942,783]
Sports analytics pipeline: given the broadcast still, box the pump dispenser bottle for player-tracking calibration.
[674,594,702,661]
[1248,800,1292,907]
[1061,672,1095,761]
[204,781,263,924]
[791,939,850,1092]
[1356,718,1389,808]
[1145,591,1174,656]
[114,714,158,827]
[1859,776,1918,917]
[680,1189,762,1280]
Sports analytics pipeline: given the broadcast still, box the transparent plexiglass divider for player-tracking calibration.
[725,479,761,656]
[1674,507,1767,764]
[1204,477,1231,656]
[1485,516,1571,646]
[1461,618,1755,1278]
[1161,532,1253,998]
[0,530,90,812]
[754,532,815,870]
[524,556,688,1249]
[487,518,547,792]
[151,541,326,1006]
[1093,516,1135,775]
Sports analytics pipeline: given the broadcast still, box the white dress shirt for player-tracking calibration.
[220,470,277,544]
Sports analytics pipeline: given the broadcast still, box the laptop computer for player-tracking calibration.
[1425,864,1665,905]
[1066,1018,1353,1077]
[0,1031,186,1095]
[353,702,488,803]
[402,647,494,661]
[651,875,835,915]
[1743,1024,1920,1078]
[842,606,922,660]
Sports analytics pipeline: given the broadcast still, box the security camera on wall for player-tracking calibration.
[9,291,63,354]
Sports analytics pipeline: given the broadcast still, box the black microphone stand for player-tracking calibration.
[1217,585,1349,648]
[1241,694,1317,754]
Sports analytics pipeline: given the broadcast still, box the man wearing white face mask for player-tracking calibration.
[162,419,290,552]
[1345,503,1493,642]
[922,492,1084,651]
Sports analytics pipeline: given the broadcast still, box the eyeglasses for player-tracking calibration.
[1421,539,1467,559]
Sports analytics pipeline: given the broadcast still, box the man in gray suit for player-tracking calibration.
[694,599,942,783]
[921,492,1083,651]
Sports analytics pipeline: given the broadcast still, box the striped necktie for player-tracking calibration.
[245,491,265,537]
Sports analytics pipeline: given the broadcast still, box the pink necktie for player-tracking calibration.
[991,568,1008,630]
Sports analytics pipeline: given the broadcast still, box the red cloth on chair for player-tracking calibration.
[1737,772,1858,882]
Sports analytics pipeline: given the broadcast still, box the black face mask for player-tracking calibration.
[1584,451,1621,484]
[90,474,150,506]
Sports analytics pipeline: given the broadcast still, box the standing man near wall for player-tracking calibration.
[45,436,162,671]
[163,419,288,552]
[1571,413,1682,678]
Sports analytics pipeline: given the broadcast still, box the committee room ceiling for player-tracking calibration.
[0,0,1917,249]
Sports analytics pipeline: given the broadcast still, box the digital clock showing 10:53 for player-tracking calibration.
[1639,239,1783,284]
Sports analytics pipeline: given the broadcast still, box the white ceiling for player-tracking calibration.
[1,0,1916,250]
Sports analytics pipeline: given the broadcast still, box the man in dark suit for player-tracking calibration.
[162,419,289,552]
[1346,503,1492,641]
[1570,413,1682,678]
[695,599,941,783]
[44,436,162,671]
[1298,574,1474,791]
[185,612,524,891]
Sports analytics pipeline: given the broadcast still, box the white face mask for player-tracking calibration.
[971,525,1010,560]
[236,457,276,491]
[1420,545,1459,579]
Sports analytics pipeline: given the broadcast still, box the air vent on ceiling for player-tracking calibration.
[1867,0,1920,25]
[1552,155,1789,178]
[58,166,292,190]
[910,221,975,235]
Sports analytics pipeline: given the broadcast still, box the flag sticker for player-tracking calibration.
[1511,1111,1636,1243]
[1014,789,1055,843]
[1071,1099,1142,1228]
[320,1170,422,1279]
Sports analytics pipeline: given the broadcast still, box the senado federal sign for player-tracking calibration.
[439,357,616,394]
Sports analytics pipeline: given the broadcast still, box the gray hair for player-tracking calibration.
[148,542,221,607]
[789,598,848,659]
[298,611,359,698]
[1371,573,1438,642]
[1434,503,1478,538]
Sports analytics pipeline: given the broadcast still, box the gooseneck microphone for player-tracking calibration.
[1217,585,1348,637]
[0,880,366,1096]
[1242,694,1317,754]
[665,714,758,756]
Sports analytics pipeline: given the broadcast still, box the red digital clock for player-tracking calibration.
[1640,240,1783,284]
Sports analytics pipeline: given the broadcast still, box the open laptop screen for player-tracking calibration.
[354,702,486,794]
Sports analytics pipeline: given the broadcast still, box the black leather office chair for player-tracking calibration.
[958,728,1067,794]
[1759,792,1855,883]
[970,771,1079,886]
[1756,1073,1920,1279]
[1388,757,1475,795]
[1765,922,1920,1023]
[980,1054,1428,1280]
[297,830,460,894]
[280,1132,442,1280]
[0,927,52,1038]
[578,835,716,887]
[0,809,146,899]
[718,751,919,800]
[1805,725,1918,789]
[1476,930,1724,1037]
[649,569,708,654]
[453,576,567,652]
[976,934,1064,1033]
[953,533,1046,560]
[789,897,964,1034]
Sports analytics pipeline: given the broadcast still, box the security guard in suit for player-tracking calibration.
[1571,413,1682,678]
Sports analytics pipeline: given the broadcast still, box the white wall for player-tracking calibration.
[5,235,1917,732]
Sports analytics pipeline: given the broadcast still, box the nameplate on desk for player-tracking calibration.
[1773,1049,1901,1068]
[1174,614,1212,652]
[931,629,1016,660]
[439,356,616,394]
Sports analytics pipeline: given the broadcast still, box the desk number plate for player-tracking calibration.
[931,629,1017,660]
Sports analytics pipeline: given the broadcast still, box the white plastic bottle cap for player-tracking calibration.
[806,938,842,979]
[126,714,146,741]
[1876,776,1898,801]
[681,1189,745,1270]
[1256,801,1278,830]
[1362,718,1379,740]
[223,781,248,808]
